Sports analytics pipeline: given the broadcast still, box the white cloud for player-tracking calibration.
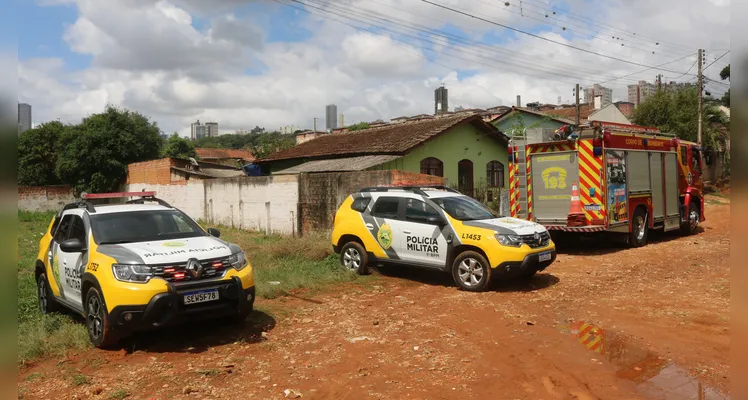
[19,0,730,136]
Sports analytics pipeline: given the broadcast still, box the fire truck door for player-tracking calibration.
[530,151,579,224]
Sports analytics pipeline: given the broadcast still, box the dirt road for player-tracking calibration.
[18,197,730,400]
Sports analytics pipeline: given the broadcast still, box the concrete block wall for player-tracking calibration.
[18,185,77,212]
[127,181,206,221]
[203,175,299,235]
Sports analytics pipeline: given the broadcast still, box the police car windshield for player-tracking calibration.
[91,210,205,244]
[432,196,497,221]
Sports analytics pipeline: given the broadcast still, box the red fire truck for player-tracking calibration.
[508,121,705,247]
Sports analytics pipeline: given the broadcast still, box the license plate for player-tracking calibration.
[538,252,552,262]
[184,289,219,305]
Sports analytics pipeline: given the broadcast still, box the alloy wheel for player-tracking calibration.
[457,258,484,287]
[343,247,361,271]
[87,294,104,340]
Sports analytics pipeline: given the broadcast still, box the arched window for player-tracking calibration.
[420,157,443,177]
[487,160,504,188]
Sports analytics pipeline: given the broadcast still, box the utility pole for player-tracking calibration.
[575,83,580,127]
[657,74,662,90]
[313,117,318,132]
[697,48,703,146]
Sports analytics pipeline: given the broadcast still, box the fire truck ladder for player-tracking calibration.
[511,135,529,219]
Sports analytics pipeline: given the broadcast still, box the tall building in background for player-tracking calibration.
[435,85,448,115]
[205,122,219,137]
[190,120,207,140]
[326,104,338,130]
[583,84,613,106]
[18,103,31,134]
[627,80,657,107]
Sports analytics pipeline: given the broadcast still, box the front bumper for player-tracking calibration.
[494,249,557,278]
[107,276,255,333]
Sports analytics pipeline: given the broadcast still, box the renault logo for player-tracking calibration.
[186,258,203,278]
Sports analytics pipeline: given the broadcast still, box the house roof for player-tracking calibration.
[542,104,595,121]
[489,106,576,125]
[258,114,506,163]
[171,166,246,179]
[195,148,255,162]
[274,155,402,174]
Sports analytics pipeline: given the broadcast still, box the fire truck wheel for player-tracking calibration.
[629,207,648,248]
[681,202,700,235]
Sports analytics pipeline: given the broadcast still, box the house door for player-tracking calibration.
[458,159,474,197]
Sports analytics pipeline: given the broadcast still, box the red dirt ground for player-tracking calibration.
[18,196,730,400]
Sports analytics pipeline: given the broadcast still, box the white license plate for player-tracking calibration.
[538,252,552,262]
[184,289,219,305]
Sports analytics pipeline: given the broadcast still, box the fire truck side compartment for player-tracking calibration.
[649,153,665,220]
[530,151,579,225]
[664,152,680,231]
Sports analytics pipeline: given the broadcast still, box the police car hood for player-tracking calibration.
[463,217,547,235]
[98,236,237,265]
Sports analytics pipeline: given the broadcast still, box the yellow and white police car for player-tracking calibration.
[34,192,255,348]
[332,186,556,291]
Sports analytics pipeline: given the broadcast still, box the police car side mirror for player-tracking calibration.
[60,238,85,253]
[207,228,221,238]
[427,216,446,226]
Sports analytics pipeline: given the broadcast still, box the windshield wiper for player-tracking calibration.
[99,240,135,245]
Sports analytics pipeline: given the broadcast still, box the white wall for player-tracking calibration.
[127,175,300,235]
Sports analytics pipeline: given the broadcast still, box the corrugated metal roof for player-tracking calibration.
[274,155,402,174]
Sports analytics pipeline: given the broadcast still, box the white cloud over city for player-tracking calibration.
[18,0,731,135]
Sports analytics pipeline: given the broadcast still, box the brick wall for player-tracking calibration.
[18,185,76,212]
[127,158,177,185]
[298,170,446,234]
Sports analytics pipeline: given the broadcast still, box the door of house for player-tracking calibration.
[458,159,474,197]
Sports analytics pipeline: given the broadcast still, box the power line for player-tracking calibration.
[595,53,696,85]
[703,50,730,71]
[420,0,698,75]
[665,58,699,81]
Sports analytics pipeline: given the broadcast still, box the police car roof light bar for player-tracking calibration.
[82,191,156,199]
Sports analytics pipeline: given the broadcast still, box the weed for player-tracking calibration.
[109,389,131,399]
[72,374,89,386]
[24,373,43,382]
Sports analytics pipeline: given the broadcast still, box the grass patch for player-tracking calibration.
[25,373,43,382]
[215,226,371,299]
[71,373,89,386]
[109,389,130,399]
[17,211,90,365]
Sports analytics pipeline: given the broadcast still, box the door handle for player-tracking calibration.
[403,230,412,234]
[365,223,374,230]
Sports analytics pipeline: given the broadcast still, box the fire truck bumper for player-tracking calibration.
[495,250,557,278]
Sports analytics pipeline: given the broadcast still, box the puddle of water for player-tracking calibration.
[561,321,729,400]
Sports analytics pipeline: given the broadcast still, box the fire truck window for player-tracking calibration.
[680,146,687,165]
[692,149,701,171]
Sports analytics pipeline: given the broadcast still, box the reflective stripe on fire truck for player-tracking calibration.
[509,146,520,217]
[578,139,605,222]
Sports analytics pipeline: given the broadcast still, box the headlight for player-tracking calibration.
[496,234,523,247]
[112,264,153,283]
[228,252,248,270]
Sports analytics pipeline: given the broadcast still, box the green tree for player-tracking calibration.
[18,121,67,186]
[347,122,370,131]
[250,131,296,158]
[632,87,725,147]
[55,105,163,194]
[720,64,730,107]
[162,134,196,159]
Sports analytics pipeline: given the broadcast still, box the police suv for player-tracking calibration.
[34,192,255,347]
[332,186,556,292]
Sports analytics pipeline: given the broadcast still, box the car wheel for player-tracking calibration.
[629,207,648,248]
[681,202,700,235]
[84,287,118,348]
[37,273,59,314]
[340,241,369,275]
[452,251,492,292]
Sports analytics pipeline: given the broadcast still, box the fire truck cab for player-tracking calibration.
[508,121,705,247]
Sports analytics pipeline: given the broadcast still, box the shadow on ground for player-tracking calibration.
[118,310,276,354]
[373,264,560,292]
[553,226,704,255]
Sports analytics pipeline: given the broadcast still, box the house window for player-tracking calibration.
[486,160,504,187]
[420,157,443,177]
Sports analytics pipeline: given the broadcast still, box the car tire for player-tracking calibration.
[37,272,59,314]
[84,287,118,348]
[339,241,369,275]
[681,202,700,235]
[629,207,649,248]
[451,251,492,292]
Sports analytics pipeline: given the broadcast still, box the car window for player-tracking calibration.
[69,215,86,242]
[90,210,205,244]
[404,198,441,224]
[54,215,74,242]
[432,196,497,221]
[371,197,400,219]
[351,197,371,213]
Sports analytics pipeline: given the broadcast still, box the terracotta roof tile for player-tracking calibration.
[259,114,506,162]
[195,148,255,161]
[542,104,595,120]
